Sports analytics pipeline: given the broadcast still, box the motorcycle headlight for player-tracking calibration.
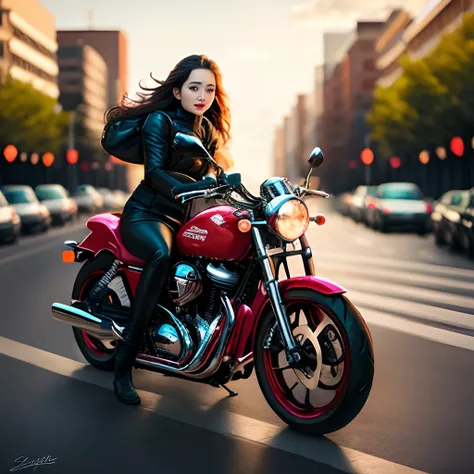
[266,197,309,242]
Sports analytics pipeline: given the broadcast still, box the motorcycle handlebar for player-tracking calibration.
[171,176,217,199]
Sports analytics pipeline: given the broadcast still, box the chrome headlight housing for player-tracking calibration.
[265,196,309,242]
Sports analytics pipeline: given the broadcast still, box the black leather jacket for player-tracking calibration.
[126,105,218,228]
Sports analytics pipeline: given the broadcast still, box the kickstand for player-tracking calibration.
[220,384,238,397]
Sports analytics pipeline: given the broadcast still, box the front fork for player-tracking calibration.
[251,227,303,367]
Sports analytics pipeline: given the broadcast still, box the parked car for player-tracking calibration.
[0,185,51,234]
[0,190,21,244]
[71,185,103,214]
[112,190,129,209]
[97,188,121,210]
[349,185,378,224]
[336,191,353,216]
[35,184,78,226]
[366,182,432,234]
[431,188,474,257]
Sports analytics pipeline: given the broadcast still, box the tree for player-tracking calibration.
[0,78,70,154]
[368,12,474,156]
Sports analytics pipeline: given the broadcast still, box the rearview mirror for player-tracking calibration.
[304,147,324,189]
[173,132,224,176]
[308,147,324,169]
[173,132,208,157]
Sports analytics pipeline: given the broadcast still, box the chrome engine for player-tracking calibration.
[168,262,203,306]
[147,261,242,363]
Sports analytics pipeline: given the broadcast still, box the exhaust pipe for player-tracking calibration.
[51,302,116,340]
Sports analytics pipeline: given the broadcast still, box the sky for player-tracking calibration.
[40,0,428,189]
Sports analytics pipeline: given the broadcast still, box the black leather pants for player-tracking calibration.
[116,201,175,377]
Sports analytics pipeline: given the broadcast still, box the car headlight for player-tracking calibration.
[266,197,309,242]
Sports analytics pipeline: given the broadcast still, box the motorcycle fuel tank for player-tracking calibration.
[176,206,252,261]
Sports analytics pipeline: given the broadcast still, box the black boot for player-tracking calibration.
[113,341,141,405]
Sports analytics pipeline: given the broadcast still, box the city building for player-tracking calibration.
[273,124,285,177]
[376,0,474,87]
[57,43,108,139]
[56,29,129,190]
[323,31,353,81]
[0,0,58,98]
[321,21,386,193]
[56,30,128,108]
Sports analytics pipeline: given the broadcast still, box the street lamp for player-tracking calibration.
[436,147,447,160]
[360,148,374,185]
[3,144,18,163]
[419,150,430,165]
[31,153,39,165]
[42,152,55,168]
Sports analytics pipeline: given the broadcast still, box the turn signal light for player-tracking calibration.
[62,249,75,263]
[314,215,326,226]
[238,219,252,233]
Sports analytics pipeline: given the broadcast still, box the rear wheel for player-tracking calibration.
[254,290,374,435]
[72,253,128,371]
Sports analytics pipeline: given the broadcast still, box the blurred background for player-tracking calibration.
[0,0,472,252]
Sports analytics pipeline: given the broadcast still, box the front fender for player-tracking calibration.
[231,277,346,360]
[251,276,346,322]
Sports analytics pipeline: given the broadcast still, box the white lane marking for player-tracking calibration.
[354,237,373,248]
[316,261,474,293]
[0,336,427,474]
[349,291,474,332]
[0,240,65,266]
[362,308,474,352]
[313,251,474,280]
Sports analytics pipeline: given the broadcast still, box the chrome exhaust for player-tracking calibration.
[51,302,116,340]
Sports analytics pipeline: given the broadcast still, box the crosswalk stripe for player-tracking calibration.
[320,275,474,311]
[362,308,474,352]
[312,250,474,280]
[314,261,474,293]
[349,291,474,332]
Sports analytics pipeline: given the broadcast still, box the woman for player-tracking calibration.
[104,54,232,405]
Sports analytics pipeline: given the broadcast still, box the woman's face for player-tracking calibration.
[174,68,216,116]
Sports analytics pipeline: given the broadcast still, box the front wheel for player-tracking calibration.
[254,290,374,435]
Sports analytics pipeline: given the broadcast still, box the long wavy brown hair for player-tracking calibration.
[105,54,232,152]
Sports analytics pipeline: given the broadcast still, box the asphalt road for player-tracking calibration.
[1,203,473,474]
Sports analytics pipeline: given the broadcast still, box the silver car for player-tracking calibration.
[367,182,432,234]
[35,184,78,226]
[0,185,51,234]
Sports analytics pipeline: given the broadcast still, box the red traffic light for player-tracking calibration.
[66,149,79,165]
[389,156,401,169]
[450,137,464,157]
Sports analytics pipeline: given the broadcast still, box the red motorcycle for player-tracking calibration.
[52,133,374,434]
